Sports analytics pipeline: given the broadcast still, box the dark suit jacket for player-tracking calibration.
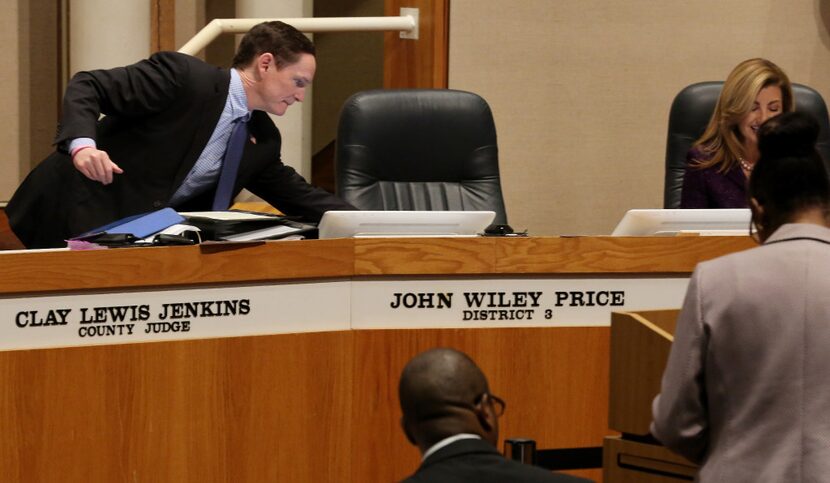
[679,147,749,209]
[401,439,592,483]
[7,51,353,248]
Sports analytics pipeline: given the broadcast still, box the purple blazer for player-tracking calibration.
[679,148,748,208]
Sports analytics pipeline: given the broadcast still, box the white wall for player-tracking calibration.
[449,0,830,235]
[69,0,151,74]
[1,0,22,200]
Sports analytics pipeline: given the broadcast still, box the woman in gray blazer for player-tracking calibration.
[651,111,830,482]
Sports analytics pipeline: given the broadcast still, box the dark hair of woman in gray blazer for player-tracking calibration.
[748,111,830,242]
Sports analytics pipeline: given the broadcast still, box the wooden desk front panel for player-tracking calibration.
[0,237,755,482]
[0,327,606,482]
[0,239,355,295]
[353,327,608,482]
[0,237,755,294]
[0,332,353,482]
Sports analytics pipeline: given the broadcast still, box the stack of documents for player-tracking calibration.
[70,208,198,248]
[180,211,316,241]
[68,209,314,249]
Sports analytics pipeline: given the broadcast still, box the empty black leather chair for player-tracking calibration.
[664,82,830,208]
[335,89,508,224]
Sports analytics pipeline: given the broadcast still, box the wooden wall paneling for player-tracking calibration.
[608,311,676,436]
[481,327,608,481]
[384,0,449,88]
[0,331,354,482]
[204,0,237,68]
[350,327,610,482]
[151,0,176,52]
[212,332,355,482]
[22,0,62,175]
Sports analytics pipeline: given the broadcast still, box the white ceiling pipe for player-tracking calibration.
[179,16,417,55]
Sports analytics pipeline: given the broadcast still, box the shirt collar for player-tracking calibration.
[229,68,251,122]
[421,433,481,462]
[765,222,830,245]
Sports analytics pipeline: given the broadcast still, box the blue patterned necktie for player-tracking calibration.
[211,119,248,211]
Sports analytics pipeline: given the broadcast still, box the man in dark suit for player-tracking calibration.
[6,21,354,248]
[398,348,591,483]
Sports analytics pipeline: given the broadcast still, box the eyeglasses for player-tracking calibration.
[430,392,507,419]
[476,393,506,417]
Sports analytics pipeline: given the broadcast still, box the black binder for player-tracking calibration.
[182,212,318,241]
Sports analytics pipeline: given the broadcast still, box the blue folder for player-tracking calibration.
[76,208,185,239]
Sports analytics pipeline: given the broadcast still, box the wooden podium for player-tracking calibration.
[603,310,698,481]
[0,236,754,482]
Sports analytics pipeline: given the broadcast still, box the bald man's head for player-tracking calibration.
[399,348,499,452]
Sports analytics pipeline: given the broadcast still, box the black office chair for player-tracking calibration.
[664,82,830,208]
[335,89,508,224]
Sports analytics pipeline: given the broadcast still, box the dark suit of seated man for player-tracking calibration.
[398,348,592,483]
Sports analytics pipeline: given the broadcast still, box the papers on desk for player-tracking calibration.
[69,208,194,248]
[180,211,278,221]
[67,209,314,250]
[180,211,316,241]
[76,207,185,240]
[137,224,202,243]
[220,224,304,242]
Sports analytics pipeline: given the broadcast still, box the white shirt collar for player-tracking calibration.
[421,433,482,462]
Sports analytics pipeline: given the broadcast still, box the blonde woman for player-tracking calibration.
[680,58,794,208]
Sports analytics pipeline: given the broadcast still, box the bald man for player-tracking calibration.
[398,348,591,483]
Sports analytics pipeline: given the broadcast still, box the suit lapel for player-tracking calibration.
[231,111,278,193]
[764,223,830,246]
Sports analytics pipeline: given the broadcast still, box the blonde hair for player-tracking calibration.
[692,58,794,172]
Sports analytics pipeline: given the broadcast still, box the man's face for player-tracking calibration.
[255,53,316,116]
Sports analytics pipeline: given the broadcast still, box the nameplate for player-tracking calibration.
[0,280,351,352]
[351,276,690,329]
[1,275,689,351]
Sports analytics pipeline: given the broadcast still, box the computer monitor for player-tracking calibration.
[318,210,496,239]
[611,209,751,236]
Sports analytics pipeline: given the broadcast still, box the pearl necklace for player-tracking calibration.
[738,157,754,173]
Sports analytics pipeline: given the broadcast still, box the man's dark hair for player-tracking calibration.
[231,21,316,69]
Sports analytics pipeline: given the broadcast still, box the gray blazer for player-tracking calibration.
[651,223,830,483]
